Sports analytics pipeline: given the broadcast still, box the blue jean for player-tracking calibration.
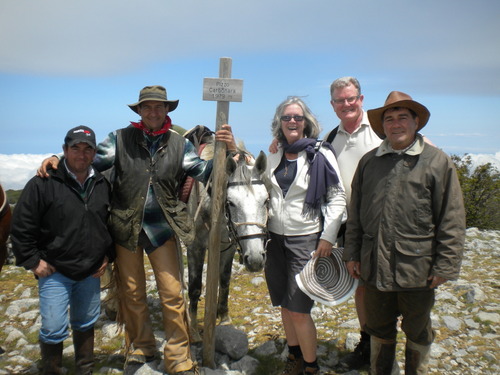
[38,272,100,344]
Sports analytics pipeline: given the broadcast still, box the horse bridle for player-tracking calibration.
[225,179,269,260]
[0,187,9,220]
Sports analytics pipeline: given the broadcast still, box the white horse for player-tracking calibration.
[186,145,268,341]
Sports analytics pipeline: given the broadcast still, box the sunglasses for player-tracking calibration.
[280,115,305,122]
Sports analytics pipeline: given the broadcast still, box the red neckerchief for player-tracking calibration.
[131,116,172,136]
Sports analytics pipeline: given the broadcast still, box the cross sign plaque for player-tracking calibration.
[203,77,243,102]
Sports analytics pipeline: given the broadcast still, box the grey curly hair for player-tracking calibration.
[271,96,321,143]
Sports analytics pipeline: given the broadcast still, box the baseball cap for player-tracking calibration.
[64,126,97,149]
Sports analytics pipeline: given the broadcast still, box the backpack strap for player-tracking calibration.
[314,140,324,152]
[325,126,339,144]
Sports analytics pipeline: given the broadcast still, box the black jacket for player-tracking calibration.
[11,160,114,281]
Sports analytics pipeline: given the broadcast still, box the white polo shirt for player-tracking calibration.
[327,111,382,204]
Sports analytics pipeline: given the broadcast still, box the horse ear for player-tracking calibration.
[254,151,267,175]
[226,155,237,175]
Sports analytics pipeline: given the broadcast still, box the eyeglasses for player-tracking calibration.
[280,115,305,122]
[332,95,360,105]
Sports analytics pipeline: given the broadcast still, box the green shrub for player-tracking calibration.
[451,155,500,230]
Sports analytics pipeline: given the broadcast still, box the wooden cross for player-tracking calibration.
[201,57,243,368]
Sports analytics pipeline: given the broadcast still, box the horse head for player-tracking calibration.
[225,151,268,272]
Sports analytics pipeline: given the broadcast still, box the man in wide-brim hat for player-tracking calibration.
[367,90,430,143]
[37,85,237,375]
[128,85,179,114]
[343,91,466,374]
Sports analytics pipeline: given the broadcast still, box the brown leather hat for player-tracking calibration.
[128,85,179,114]
[367,91,430,136]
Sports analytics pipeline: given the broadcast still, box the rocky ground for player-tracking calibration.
[0,227,498,374]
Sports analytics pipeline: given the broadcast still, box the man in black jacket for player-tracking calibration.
[11,125,114,375]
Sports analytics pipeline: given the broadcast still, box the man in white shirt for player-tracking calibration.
[326,77,382,370]
[268,77,382,370]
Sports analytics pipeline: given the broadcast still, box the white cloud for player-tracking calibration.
[466,152,500,173]
[0,154,52,190]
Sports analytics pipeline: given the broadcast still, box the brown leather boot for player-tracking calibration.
[40,341,63,375]
[73,329,95,375]
[370,336,400,375]
[405,340,431,375]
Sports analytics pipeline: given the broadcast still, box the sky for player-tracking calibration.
[1,0,499,190]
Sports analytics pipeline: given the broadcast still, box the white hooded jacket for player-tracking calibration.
[266,144,347,244]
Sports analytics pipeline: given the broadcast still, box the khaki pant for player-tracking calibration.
[115,238,193,373]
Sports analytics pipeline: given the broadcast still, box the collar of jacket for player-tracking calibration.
[50,157,103,186]
[376,133,424,157]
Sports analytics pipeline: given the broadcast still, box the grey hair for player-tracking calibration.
[330,76,362,100]
[271,96,321,143]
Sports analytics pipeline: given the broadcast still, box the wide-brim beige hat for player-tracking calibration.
[128,85,179,114]
[367,91,430,136]
[296,248,358,306]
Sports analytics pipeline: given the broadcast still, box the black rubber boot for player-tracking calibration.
[40,341,63,375]
[73,329,95,375]
[370,336,400,375]
[405,340,431,375]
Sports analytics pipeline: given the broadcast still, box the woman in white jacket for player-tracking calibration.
[265,97,346,375]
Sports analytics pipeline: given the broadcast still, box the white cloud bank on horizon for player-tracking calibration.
[1,152,499,192]
[0,154,53,190]
[466,152,500,173]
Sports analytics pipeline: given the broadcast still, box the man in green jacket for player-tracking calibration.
[343,91,466,375]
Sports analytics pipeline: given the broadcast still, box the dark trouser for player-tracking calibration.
[365,286,435,374]
[364,286,435,345]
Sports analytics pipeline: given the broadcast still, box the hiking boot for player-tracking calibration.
[339,335,371,370]
[303,366,320,375]
[125,351,156,366]
[282,353,304,375]
[175,363,201,374]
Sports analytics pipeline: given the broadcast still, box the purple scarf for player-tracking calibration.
[283,138,339,215]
